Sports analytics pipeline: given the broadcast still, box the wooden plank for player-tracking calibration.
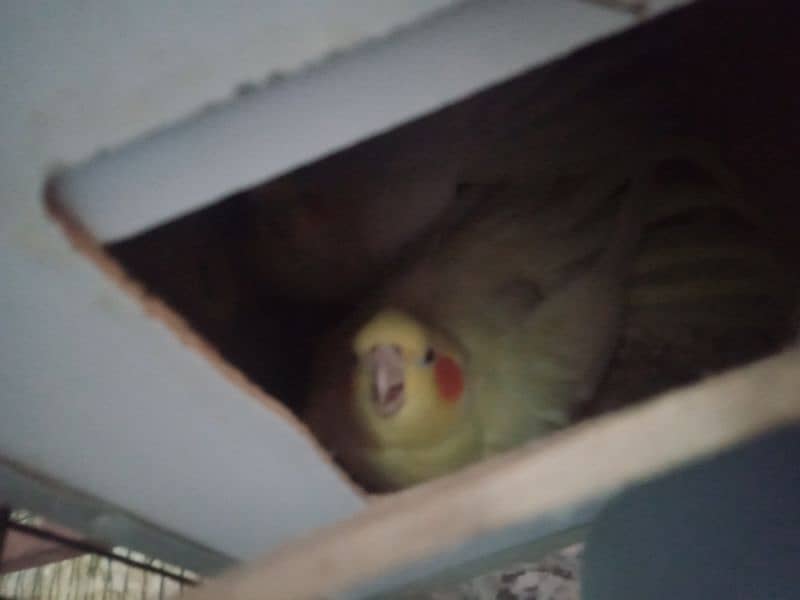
[372,525,589,599]
[49,1,631,243]
[183,348,800,599]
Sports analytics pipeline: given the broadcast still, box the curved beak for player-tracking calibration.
[367,345,406,417]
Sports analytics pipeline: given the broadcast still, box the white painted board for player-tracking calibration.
[0,0,692,566]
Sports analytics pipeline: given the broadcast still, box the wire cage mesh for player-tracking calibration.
[0,510,198,600]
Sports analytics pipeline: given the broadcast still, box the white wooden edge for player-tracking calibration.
[50,0,639,243]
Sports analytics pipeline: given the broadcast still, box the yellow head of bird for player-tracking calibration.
[352,309,466,446]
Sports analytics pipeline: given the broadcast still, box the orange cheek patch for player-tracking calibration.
[434,356,464,403]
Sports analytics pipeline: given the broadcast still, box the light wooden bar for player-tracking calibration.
[184,348,800,599]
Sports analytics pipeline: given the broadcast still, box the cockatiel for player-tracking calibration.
[305,142,793,492]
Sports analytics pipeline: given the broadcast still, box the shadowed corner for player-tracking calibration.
[583,425,800,600]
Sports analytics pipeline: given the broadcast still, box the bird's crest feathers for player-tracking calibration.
[354,309,428,360]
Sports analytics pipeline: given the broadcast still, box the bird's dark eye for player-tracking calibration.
[422,348,436,365]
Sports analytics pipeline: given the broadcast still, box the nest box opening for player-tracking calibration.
[47,0,800,494]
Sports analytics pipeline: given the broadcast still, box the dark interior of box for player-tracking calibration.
[108,0,799,461]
